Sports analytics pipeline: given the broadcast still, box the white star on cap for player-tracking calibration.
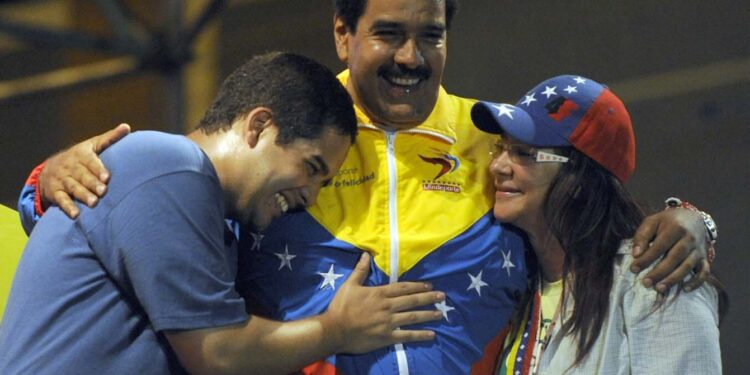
[520,93,537,106]
[317,264,344,290]
[564,85,578,94]
[434,300,456,322]
[493,104,515,120]
[541,85,557,98]
[275,245,296,271]
[466,270,489,296]
[574,76,587,84]
[501,249,515,276]
[250,232,264,251]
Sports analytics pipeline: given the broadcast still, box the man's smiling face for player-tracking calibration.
[237,125,350,232]
[335,0,447,129]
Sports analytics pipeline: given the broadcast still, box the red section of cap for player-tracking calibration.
[568,89,636,182]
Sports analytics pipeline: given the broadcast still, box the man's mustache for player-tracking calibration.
[378,64,431,81]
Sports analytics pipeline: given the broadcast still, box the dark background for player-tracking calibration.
[1,1,747,372]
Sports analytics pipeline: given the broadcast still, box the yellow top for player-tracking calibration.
[500,278,564,374]
[0,204,28,322]
[539,278,564,340]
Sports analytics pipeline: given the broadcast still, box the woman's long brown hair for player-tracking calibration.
[542,149,727,366]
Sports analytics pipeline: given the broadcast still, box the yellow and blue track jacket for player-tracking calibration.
[236,71,530,375]
[17,71,529,375]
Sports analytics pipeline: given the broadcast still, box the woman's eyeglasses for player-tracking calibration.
[490,140,569,165]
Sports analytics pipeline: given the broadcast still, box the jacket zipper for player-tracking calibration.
[385,131,409,375]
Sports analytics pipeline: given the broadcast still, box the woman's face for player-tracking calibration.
[489,135,564,234]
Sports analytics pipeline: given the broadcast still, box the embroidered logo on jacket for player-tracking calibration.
[419,153,460,180]
[419,152,462,193]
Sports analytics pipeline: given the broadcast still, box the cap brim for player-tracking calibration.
[471,101,506,134]
[471,101,569,147]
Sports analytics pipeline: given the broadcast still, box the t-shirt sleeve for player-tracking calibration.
[87,170,248,332]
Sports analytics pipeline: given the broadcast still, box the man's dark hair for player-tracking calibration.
[333,0,459,32]
[198,52,357,144]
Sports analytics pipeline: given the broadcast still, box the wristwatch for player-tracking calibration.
[665,197,718,244]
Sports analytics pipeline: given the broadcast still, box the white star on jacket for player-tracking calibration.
[501,249,515,276]
[250,232,264,251]
[317,264,344,290]
[274,245,296,271]
[466,271,489,296]
[434,300,456,322]
[493,103,515,119]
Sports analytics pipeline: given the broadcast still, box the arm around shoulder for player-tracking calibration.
[18,124,131,227]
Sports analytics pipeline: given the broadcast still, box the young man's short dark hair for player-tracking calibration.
[199,52,357,144]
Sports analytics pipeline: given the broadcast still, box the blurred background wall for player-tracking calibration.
[1,0,747,372]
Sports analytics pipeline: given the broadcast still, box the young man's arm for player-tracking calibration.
[166,252,442,375]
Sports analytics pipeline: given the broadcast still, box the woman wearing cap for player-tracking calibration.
[471,75,725,374]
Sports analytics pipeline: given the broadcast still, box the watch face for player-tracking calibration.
[701,212,718,242]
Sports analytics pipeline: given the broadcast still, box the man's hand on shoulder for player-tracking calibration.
[39,123,131,218]
[630,207,710,293]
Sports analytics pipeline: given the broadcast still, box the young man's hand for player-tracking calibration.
[322,252,444,354]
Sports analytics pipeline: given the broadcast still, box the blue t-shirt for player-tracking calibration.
[0,131,248,374]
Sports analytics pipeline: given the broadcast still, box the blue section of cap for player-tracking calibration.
[472,75,606,147]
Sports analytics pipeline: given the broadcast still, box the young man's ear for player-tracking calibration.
[333,15,351,63]
[242,107,273,148]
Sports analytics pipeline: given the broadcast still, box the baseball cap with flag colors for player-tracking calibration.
[471,75,636,182]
